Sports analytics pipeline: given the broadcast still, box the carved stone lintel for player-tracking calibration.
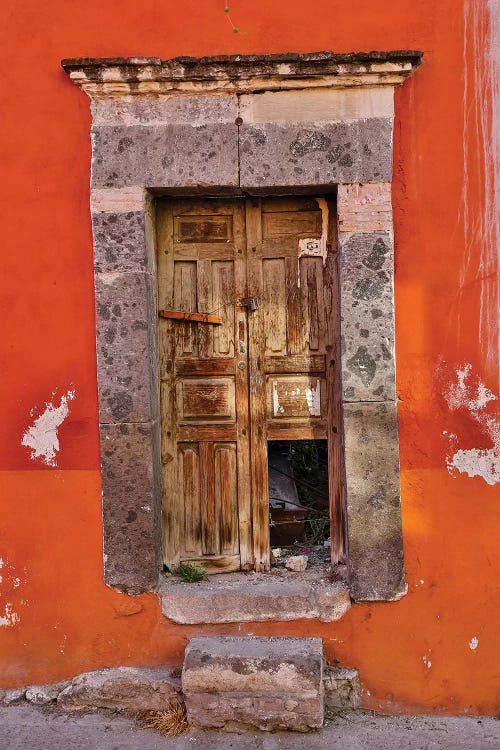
[62,51,422,97]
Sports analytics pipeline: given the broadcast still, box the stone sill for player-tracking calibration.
[158,565,351,624]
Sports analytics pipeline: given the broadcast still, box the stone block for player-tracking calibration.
[339,231,395,401]
[240,88,394,125]
[26,682,69,705]
[285,555,308,572]
[323,666,361,712]
[92,211,150,274]
[92,94,238,128]
[95,272,157,424]
[91,122,238,189]
[337,183,393,232]
[90,186,146,213]
[100,421,162,592]
[1,688,25,705]
[343,402,406,601]
[160,569,351,624]
[182,636,323,732]
[239,118,392,190]
[58,667,180,712]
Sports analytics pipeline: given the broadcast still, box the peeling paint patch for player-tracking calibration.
[469,636,479,650]
[421,655,432,669]
[305,380,321,417]
[449,447,499,486]
[0,603,20,627]
[272,382,285,415]
[444,364,499,485]
[22,389,76,467]
[0,556,21,627]
[445,363,496,411]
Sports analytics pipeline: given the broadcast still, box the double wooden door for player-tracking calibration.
[157,196,343,573]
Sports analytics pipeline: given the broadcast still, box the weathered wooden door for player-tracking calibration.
[157,199,252,573]
[246,198,343,570]
[157,196,342,573]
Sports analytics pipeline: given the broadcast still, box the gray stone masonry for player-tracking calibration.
[182,636,324,732]
[339,231,396,402]
[2,668,181,713]
[100,421,162,593]
[159,567,351,624]
[239,118,393,190]
[2,658,361,727]
[323,666,361,713]
[343,402,405,600]
[58,667,180,712]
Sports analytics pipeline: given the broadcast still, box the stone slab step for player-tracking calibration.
[160,569,351,624]
[182,636,323,732]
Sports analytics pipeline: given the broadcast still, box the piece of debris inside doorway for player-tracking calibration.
[268,440,331,568]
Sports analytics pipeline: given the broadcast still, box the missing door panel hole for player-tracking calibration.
[268,440,330,567]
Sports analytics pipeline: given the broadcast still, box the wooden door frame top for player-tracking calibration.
[62,51,422,603]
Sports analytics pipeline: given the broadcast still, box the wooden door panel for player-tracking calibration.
[159,195,344,573]
[267,376,326,420]
[173,261,198,357]
[214,443,239,555]
[262,209,322,240]
[247,197,342,569]
[176,378,236,423]
[178,444,201,558]
[158,198,251,572]
[212,261,235,357]
[262,258,287,356]
[174,213,233,244]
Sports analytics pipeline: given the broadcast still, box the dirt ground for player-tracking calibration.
[1,705,499,750]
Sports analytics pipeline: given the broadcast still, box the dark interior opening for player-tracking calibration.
[268,440,330,565]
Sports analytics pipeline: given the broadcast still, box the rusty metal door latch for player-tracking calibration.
[239,297,258,312]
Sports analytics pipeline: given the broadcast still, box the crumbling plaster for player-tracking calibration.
[62,51,422,602]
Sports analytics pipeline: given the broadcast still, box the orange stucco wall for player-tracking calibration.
[1,0,499,714]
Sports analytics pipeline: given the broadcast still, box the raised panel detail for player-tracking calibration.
[178,445,201,557]
[262,211,322,239]
[177,378,236,423]
[263,258,287,355]
[300,256,326,353]
[267,376,324,419]
[212,261,235,357]
[175,215,233,244]
[214,443,239,555]
[173,261,197,356]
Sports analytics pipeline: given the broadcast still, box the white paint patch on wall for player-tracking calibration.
[421,654,432,669]
[444,364,499,485]
[0,557,22,627]
[21,389,76,467]
[469,636,479,650]
[0,603,20,627]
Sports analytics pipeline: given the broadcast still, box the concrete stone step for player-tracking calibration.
[159,568,351,624]
[182,636,324,732]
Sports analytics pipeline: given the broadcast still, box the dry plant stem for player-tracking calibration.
[139,699,188,737]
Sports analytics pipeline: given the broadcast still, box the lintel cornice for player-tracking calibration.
[62,50,423,97]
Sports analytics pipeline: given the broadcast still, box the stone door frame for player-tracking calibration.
[62,51,422,600]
